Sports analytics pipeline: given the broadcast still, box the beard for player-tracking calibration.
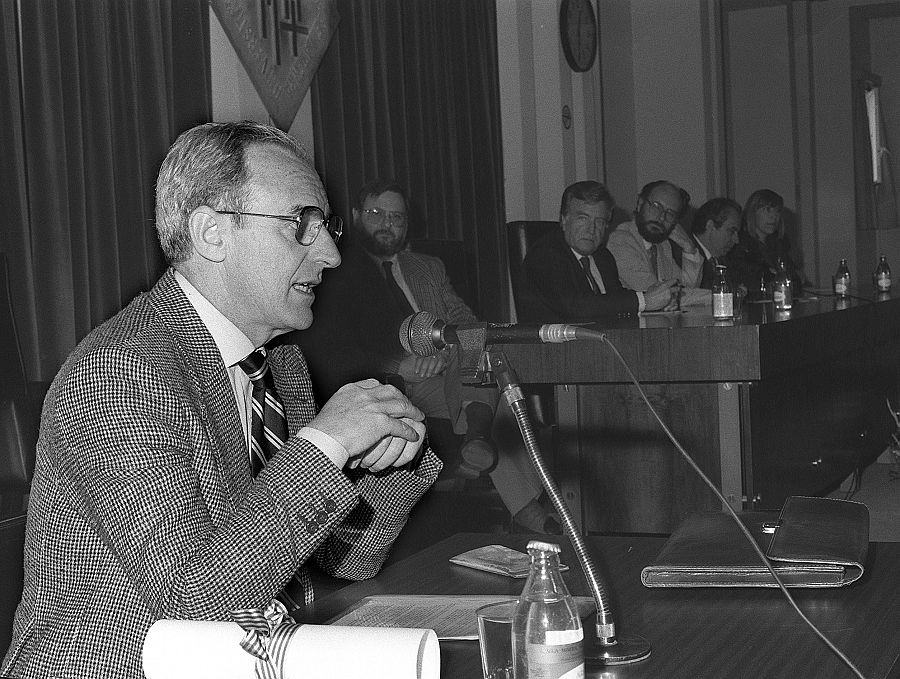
[635,214,673,244]
[355,225,405,257]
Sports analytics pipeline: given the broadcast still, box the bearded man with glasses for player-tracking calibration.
[3,122,440,679]
[298,179,559,535]
[607,180,708,306]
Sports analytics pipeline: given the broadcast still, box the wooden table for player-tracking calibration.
[305,532,900,679]
[496,293,900,533]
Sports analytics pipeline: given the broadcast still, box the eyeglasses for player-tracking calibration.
[363,208,407,227]
[570,213,611,228]
[644,199,680,224]
[218,207,343,246]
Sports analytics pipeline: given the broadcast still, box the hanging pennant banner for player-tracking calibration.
[211,0,339,131]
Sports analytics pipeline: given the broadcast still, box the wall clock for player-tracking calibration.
[560,0,597,73]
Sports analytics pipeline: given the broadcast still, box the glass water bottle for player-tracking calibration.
[512,541,584,679]
[773,258,793,311]
[712,264,733,319]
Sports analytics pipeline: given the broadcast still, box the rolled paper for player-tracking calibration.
[142,619,439,679]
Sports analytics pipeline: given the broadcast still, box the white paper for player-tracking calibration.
[142,619,439,679]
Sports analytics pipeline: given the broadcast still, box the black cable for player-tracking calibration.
[571,327,867,679]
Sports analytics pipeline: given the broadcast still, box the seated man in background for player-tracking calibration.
[3,122,438,679]
[518,180,676,322]
[607,180,708,306]
[690,197,742,288]
[298,179,557,533]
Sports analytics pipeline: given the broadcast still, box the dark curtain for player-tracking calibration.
[310,0,507,320]
[0,0,211,381]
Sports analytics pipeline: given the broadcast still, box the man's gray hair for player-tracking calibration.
[155,120,311,263]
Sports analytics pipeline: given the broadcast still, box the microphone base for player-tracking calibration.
[584,632,651,667]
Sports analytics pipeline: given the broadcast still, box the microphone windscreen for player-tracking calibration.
[399,311,440,357]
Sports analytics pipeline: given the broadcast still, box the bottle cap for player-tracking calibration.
[527,540,561,553]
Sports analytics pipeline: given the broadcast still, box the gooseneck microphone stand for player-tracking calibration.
[483,348,651,666]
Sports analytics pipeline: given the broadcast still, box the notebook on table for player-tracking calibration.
[640,496,869,588]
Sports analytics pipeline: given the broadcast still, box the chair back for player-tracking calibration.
[505,221,559,320]
[0,513,26,656]
[504,222,561,426]
[0,254,35,506]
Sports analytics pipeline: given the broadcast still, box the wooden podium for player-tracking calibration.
[499,293,900,533]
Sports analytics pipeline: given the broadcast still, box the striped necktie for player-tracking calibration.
[238,348,288,477]
[238,348,314,608]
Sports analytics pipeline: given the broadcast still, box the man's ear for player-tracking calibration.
[635,196,644,213]
[706,218,717,233]
[188,207,227,263]
[351,207,360,223]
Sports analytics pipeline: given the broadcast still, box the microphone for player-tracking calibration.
[399,311,583,357]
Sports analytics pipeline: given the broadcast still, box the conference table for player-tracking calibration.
[305,532,900,679]
[496,292,900,534]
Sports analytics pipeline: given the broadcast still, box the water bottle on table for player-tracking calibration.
[512,541,584,679]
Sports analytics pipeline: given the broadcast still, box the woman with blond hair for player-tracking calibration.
[724,188,804,296]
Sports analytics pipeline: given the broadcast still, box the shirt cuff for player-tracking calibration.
[299,426,349,469]
[636,291,646,312]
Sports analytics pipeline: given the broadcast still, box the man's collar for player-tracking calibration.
[568,246,593,261]
[695,236,713,260]
[173,269,255,366]
[366,251,399,267]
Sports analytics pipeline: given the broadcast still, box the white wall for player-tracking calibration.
[496,0,604,222]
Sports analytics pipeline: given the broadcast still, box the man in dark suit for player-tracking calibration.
[519,181,676,322]
[691,197,741,288]
[3,123,438,679]
[299,179,556,534]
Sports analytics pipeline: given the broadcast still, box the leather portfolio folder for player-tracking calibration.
[641,496,869,588]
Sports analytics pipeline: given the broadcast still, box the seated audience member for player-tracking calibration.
[299,179,558,533]
[690,197,742,288]
[518,180,676,322]
[723,188,804,295]
[607,180,709,305]
[2,122,439,679]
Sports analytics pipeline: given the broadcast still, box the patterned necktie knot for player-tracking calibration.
[238,348,269,383]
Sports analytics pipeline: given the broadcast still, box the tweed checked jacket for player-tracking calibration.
[2,269,439,679]
[299,243,477,401]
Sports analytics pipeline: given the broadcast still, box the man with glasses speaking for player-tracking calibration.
[607,179,708,306]
[3,122,438,679]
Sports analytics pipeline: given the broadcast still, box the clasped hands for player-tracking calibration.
[309,379,426,472]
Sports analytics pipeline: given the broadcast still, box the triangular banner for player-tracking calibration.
[212,0,339,131]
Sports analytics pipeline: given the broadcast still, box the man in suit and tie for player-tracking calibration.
[518,180,677,322]
[607,179,710,306]
[3,123,438,679]
[299,179,557,534]
[690,197,742,288]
